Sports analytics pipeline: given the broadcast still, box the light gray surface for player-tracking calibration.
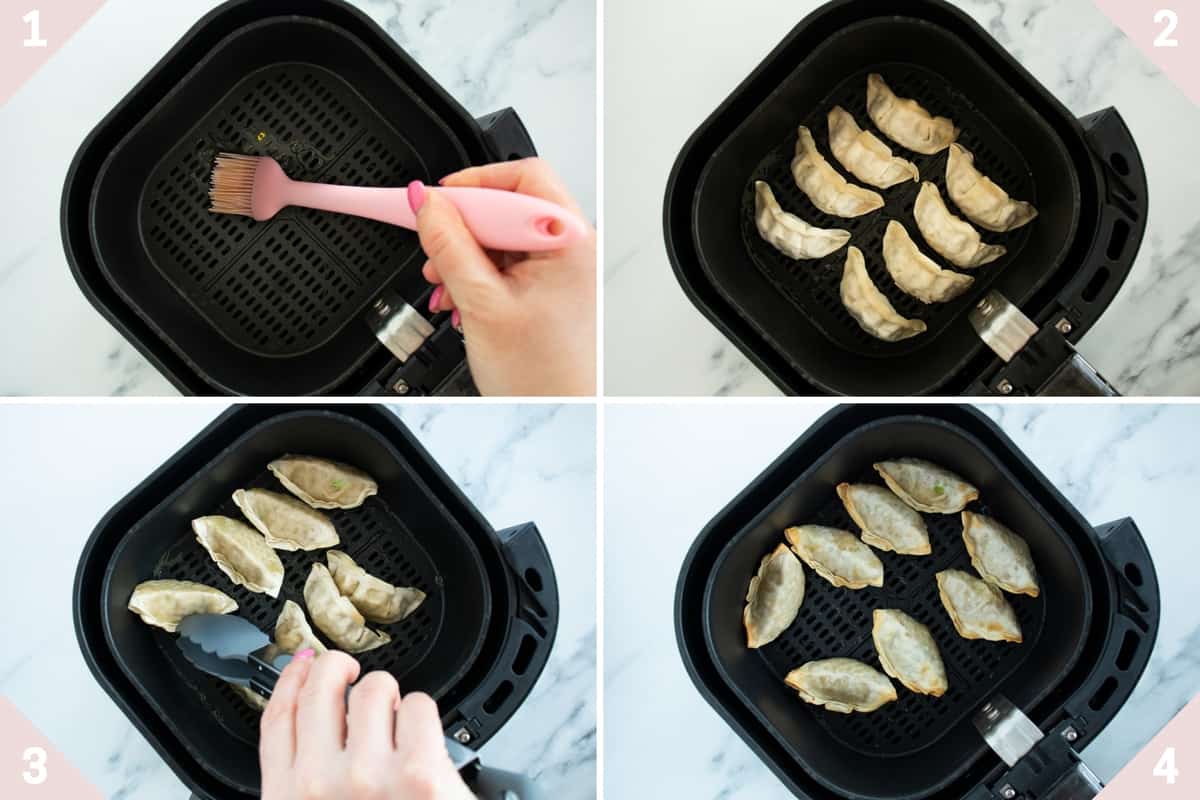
[0,0,595,396]
[0,403,596,798]
[604,0,1200,395]
[605,403,1200,797]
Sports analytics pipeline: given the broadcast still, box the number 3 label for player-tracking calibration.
[23,745,48,784]
[1155,9,1180,47]
[1153,746,1179,785]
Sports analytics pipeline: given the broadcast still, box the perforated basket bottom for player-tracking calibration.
[141,63,424,357]
[755,467,1044,757]
[741,62,1036,358]
[152,468,443,743]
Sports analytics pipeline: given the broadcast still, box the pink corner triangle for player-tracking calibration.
[1093,1,1200,106]
[0,1,110,108]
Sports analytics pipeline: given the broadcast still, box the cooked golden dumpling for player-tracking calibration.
[946,144,1038,232]
[874,458,979,514]
[304,563,391,654]
[268,455,378,509]
[192,515,285,597]
[274,599,328,656]
[327,550,425,624]
[744,543,806,649]
[127,579,238,633]
[791,126,885,218]
[840,246,928,342]
[872,609,948,696]
[784,525,884,589]
[785,658,897,713]
[827,105,919,188]
[936,569,1022,643]
[754,181,851,259]
[882,220,974,304]
[913,182,1006,268]
[866,73,959,155]
[233,488,340,552]
[962,512,1040,597]
[837,483,931,555]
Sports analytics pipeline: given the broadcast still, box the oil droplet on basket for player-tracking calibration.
[256,131,267,142]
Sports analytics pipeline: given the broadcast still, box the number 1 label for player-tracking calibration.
[22,9,48,48]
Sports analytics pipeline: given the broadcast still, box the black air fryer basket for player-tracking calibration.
[665,0,1149,396]
[74,405,558,799]
[63,0,540,396]
[675,405,1159,799]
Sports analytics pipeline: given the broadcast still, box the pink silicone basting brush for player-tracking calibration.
[208,153,588,251]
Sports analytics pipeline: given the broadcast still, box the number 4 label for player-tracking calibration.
[1153,746,1179,785]
[22,9,48,48]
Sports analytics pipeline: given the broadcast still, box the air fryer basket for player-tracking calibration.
[64,0,539,396]
[676,405,1160,799]
[666,0,1148,396]
[75,406,558,800]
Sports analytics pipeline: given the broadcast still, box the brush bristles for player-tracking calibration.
[208,153,261,217]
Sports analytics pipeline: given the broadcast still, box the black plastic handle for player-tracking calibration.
[471,764,543,800]
[476,107,538,162]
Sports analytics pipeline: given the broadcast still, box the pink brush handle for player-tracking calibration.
[279,181,586,251]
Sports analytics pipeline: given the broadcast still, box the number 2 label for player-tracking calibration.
[1153,746,1179,785]
[22,9,48,48]
[1155,9,1180,47]
[23,745,48,784]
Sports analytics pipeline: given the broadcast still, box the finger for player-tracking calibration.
[414,188,507,314]
[259,650,315,779]
[429,284,456,314]
[347,671,401,754]
[440,158,581,215]
[393,691,447,759]
[295,650,361,760]
[422,259,441,285]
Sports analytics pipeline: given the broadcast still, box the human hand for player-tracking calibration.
[410,158,596,397]
[260,649,474,800]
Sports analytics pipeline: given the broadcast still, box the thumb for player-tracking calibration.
[412,184,505,312]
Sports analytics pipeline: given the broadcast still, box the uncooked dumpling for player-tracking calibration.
[754,181,851,259]
[327,550,425,624]
[744,543,806,649]
[192,516,285,597]
[872,609,948,696]
[866,73,959,155]
[233,488,340,552]
[962,512,1040,597]
[127,579,238,632]
[936,569,1023,642]
[791,126,884,218]
[883,220,974,304]
[874,458,979,514]
[274,599,329,656]
[946,144,1038,232]
[785,658,897,713]
[837,483,931,555]
[268,455,378,509]
[304,563,391,654]
[914,182,1006,268]
[827,106,919,189]
[840,246,927,342]
[784,525,883,589]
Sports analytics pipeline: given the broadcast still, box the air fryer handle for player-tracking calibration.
[470,764,543,800]
[476,107,538,162]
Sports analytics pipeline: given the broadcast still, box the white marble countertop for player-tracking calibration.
[0,402,596,798]
[0,0,595,396]
[604,402,1200,797]
[604,0,1200,396]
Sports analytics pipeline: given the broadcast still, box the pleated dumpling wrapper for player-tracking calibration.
[962,511,1040,597]
[744,543,806,649]
[837,483,931,555]
[873,458,979,514]
[233,488,340,552]
[128,579,238,633]
[268,455,378,510]
[866,73,959,155]
[192,516,285,597]
[936,569,1022,643]
[785,658,898,713]
[304,563,392,654]
[784,525,884,589]
[327,550,426,624]
[872,609,948,696]
[275,599,329,656]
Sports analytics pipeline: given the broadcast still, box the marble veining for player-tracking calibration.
[0,403,596,799]
[0,0,594,396]
[605,403,1200,798]
[605,0,1200,395]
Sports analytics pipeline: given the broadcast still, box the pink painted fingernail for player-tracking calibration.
[428,285,444,312]
[437,176,448,186]
[451,309,461,328]
[407,180,426,213]
[296,648,315,661]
